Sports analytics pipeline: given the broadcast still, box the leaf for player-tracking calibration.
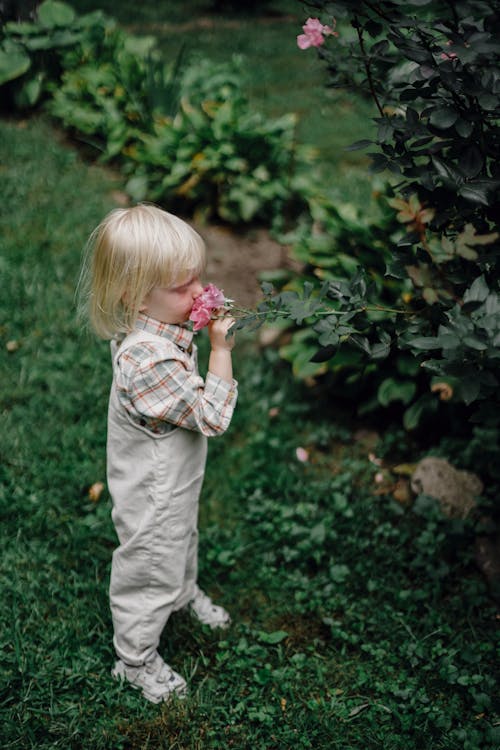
[258,630,288,645]
[429,107,459,129]
[463,336,488,351]
[455,118,474,138]
[348,703,370,718]
[410,337,442,350]
[37,0,76,28]
[460,146,484,178]
[377,378,416,406]
[432,156,463,188]
[345,139,373,151]
[463,276,490,304]
[329,564,350,583]
[458,183,494,206]
[458,377,481,405]
[0,46,31,86]
[403,398,427,430]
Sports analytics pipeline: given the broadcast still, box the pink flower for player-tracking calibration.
[296,447,309,463]
[297,17,337,50]
[199,283,226,308]
[440,40,458,60]
[189,283,228,331]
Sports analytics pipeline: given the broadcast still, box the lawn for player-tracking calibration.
[1,115,499,749]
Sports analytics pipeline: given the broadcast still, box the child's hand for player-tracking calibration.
[208,315,236,351]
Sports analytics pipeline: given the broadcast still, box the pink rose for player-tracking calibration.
[440,40,458,60]
[297,17,337,50]
[199,283,226,308]
[189,283,228,331]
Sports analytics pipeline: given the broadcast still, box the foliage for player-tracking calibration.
[121,57,305,223]
[0,0,311,224]
[235,0,500,435]
[1,116,499,749]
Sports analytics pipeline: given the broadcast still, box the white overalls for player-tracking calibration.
[107,330,208,667]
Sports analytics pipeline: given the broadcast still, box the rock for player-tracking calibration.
[410,457,483,519]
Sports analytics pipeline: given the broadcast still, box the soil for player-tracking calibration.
[193,222,289,308]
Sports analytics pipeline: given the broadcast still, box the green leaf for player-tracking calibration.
[403,396,436,430]
[14,73,45,108]
[460,146,483,179]
[464,276,489,304]
[329,564,350,583]
[409,336,442,350]
[432,157,463,188]
[463,336,487,351]
[258,630,288,645]
[458,183,491,206]
[37,0,76,28]
[345,139,373,151]
[0,46,31,86]
[429,107,459,129]
[478,93,498,111]
[377,377,416,406]
[458,377,481,405]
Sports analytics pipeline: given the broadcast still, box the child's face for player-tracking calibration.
[140,275,204,325]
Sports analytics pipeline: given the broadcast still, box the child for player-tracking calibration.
[82,203,237,703]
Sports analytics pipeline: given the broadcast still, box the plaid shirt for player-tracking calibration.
[115,314,237,436]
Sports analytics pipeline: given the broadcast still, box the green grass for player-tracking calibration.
[1,116,499,749]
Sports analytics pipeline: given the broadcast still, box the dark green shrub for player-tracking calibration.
[239,0,500,440]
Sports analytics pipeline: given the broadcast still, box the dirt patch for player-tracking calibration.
[195,222,289,307]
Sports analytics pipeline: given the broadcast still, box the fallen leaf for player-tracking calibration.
[88,482,105,502]
[431,381,453,400]
[348,703,370,718]
[393,479,412,505]
[392,463,417,476]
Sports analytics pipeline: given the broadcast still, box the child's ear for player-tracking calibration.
[121,290,147,312]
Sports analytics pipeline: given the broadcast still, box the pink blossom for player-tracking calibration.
[296,447,309,463]
[189,283,227,331]
[199,283,226,308]
[440,40,458,60]
[297,17,337,50]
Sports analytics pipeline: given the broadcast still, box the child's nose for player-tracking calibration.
[192,280,204,297]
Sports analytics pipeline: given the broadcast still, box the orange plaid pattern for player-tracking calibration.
[115,314,237,436]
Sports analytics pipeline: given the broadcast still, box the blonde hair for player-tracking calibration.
[79,204,206,339]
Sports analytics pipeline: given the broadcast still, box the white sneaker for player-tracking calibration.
[188,585,231,629]
[111,651,187,704]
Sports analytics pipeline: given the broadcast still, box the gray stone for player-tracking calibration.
[410,457,483,519]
